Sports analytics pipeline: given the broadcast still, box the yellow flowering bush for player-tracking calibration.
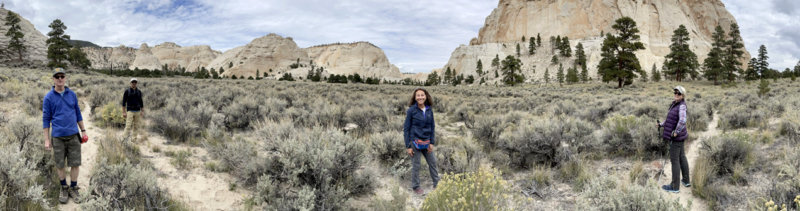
[421,167,511,211]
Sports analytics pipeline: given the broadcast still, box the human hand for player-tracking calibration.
[123,112,127,118]
[428,144,434,152]
[81,134,89,144]
[45,139,52,150]
[407,148,414,157]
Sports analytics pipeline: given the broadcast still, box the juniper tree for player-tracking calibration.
[557,63,564,85]
[651,64,661,82]
[491,54,500,68]
[516,43,521,57]
[744,58,759,81]
[566,66,579,84]
[580,65,588,82]
[560,36,572,57]
[575,42,586,68]
[536,33,542,47]
[597,17,646,88]
[544,68,550,84]
[528,37,536,55]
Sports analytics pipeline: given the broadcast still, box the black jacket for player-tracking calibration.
[121,88,143,111]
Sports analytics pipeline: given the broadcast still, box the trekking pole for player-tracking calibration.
[654,119,669,182]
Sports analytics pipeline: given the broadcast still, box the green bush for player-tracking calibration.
[369,132,405,166]
[150,101,201,143]
[600,114,664,158]
[492,116,593,169]
[98,102,125,128]
[700,132,754,176]
[253,127,375,210]
[435,136,484,174]
[22,90,44,116]
[580,177,687,210]
[421,167,511,210]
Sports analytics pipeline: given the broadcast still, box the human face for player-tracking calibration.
[53,74,66,87]
[415,90,426,106]
[131,81,137,88]
[673,90,683,101]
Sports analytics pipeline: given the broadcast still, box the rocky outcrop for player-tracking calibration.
[150,42,220,71]
[305,42,403,80]
[444,0,750,82]
[0,8,47,66]
[129,43,161,70]
[81,45,136,70]
[207,33,309,78]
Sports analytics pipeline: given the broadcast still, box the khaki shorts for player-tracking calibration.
[53,134,81,168]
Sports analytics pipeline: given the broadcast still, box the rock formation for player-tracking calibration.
[0,8,47,66]
[443,0,750,82]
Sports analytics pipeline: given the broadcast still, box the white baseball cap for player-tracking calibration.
[130,78,138,82]
[673,86,686,96]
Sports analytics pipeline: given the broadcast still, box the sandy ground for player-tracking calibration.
[138,133,249,211]
[58,100,248,210]
[59,101,103,211]
[660,112,719,211]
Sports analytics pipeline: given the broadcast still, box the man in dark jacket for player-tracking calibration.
[660,86,690,193]
[121,78,144,140]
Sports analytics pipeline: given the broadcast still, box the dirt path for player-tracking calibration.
[60,101,103,211]
[662,112,719,211]
[138,129,249,210]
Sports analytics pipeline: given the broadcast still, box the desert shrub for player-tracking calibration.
[519,165,555,199]
[222,97,271,130]
[167,150,193,170]
[558,159,593,191]
[98,102,125,128]
[22,90,45,116]
[493,116,593,169]
[0,146,52,210]
[471,115,505,145]
[579,177,687,211]
[368,185,408,211]
[345,106,389,137]
[779,111,800,141]
[203,127,257,182]
[600,114,664,158]
[7,116,39,152]
[84,161,179,210]
[700,132,754,176]
[87,86,116,114]
[150,101,202,143]
[421,167,511,211]
[253,127,375,210]
[369,132,405,166]
[435,136,484,174]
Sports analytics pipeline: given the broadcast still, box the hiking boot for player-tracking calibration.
[413,188,424,195]
[58,186,69,204]
[69,186,81,203]
[662,185,679,193]
[682,180,691,188]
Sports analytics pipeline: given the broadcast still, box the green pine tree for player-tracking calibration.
[566,66,579,84]
[757,45,769,79]
[516,43,521,57]
[575,42,586,68]
[426,71,440,86]
[528,37,536,55]
[544,68,550,84]
[551,55,559,65]
[560,36,572,57]
[664,25,699,82]
[580,65,588,82]
[491,54,500,68]
[723,23,745,83]
[744,58,759,80]
[651,64,661,82]
[536,33,542,47]
[501,55,524,86]
[597,17,646,88]
[4,11,26,62]
[46,19,71,68]
[476,59,483,76]
[703,25,726,85]
[557,63,564,85]
[757,79,770,98]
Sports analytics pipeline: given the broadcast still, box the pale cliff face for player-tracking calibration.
[305,42,402,79]
[0,8,48,65]
[444,0,750,82]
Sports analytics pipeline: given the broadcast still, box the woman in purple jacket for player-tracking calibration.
[660,86,690,193]
[403,88,439,195]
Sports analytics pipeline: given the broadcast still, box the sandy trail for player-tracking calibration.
[662,112,719,211]
[138,127,249,210]
[60,101,103,211]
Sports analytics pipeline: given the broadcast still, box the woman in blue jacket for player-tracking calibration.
[404,88,439,195]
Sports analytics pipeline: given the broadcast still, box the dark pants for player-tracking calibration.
[669,139,690,189]
[411,147,439,190]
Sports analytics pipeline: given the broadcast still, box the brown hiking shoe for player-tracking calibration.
[414,188,424,195]
[69,186,81,203]
[59,186,69,204]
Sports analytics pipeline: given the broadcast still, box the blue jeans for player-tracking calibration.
[411,147,439,190]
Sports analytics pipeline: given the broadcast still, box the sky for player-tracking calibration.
[5,0,799,73]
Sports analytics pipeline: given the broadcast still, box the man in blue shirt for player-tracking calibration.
[42,68,88,204]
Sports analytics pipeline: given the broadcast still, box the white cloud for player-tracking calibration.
[7,0,795,73]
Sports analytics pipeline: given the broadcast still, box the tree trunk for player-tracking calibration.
[618,77,624,88]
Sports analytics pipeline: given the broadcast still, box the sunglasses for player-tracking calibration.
[54,75,65,79]
[674,92,682,96]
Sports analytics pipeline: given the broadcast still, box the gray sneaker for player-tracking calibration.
[69,186,81,203]
[59,186,69,204]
